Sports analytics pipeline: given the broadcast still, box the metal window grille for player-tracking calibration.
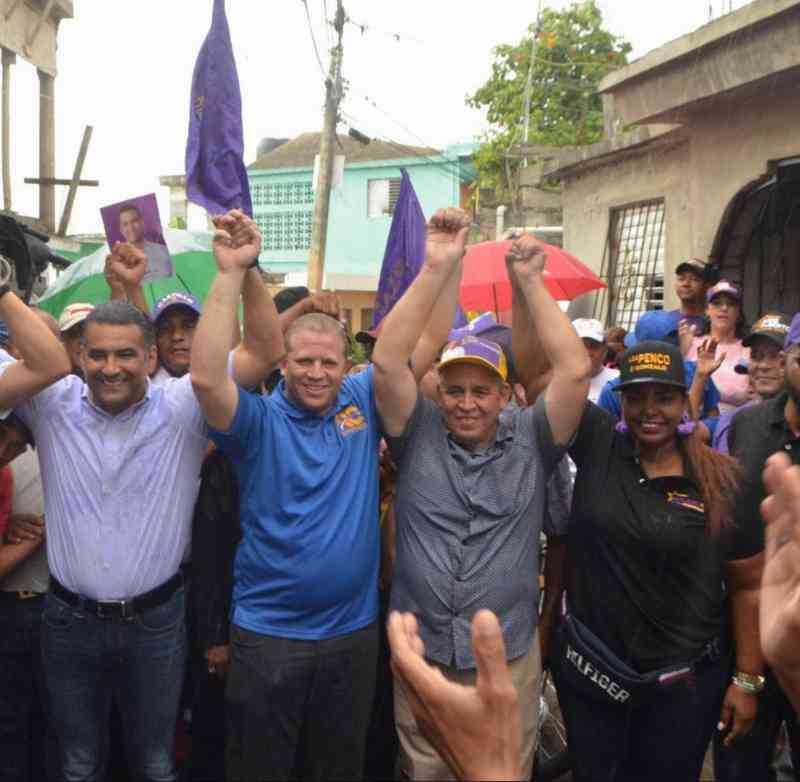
[593,200,666,331]
[256,210,313,251]
[251,181,314,208]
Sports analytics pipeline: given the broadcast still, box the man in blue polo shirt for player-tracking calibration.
[190,207,472,781]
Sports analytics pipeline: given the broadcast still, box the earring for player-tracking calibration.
[615,419,629,434]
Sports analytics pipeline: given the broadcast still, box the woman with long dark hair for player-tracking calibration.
[553,340,764,782]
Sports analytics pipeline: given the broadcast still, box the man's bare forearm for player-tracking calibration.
[511,278,550,396]
[0,292,69,376]
[239,269,284,373]
[192,270,247,392]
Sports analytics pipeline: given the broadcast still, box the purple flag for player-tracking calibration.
[372,170,467,329]
[185,0,252,216]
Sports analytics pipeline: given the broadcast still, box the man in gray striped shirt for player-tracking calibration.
[373,231,591,780]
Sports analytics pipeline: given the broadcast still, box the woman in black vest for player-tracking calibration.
[553,340,763,782]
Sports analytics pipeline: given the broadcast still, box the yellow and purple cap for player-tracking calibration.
[438,336,508,382]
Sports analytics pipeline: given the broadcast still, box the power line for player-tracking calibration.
[336,14,425,45]
[301,0,327,78]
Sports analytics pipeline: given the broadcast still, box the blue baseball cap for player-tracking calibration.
[624,310,680,349]
[152,293,202,324]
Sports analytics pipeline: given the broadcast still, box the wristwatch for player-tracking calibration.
[732,671,766,695]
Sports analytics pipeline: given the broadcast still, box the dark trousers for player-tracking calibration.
[226,621,378,782]
[188,656,226,782]
[0,593,53,782]
[713,670,800,782]
[553,647,731,782]
[42,588,187,782]
[362,589,397,781]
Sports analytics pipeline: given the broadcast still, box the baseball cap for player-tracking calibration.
[355,322,381,344]
[706,279,741,304]
[58,303,94,333]
[784,313,800,351]
[616,341,686,391]
[624,310,679,349]
[273,286,309,315]
[742,313,791,349]
[151,293,202,324]
[572,318,605,344]
[675,258,711,278]
[438,337,508,382]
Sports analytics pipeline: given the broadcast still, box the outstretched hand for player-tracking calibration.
[760,453,800,678]
[211,209,262,272]
[424,208,471,273]
[678,320,696,357]
[505,232,546,284]
[695,337,726,377]
[388,609,521,782]
[108,243,147,288]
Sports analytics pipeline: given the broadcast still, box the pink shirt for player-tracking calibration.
[687,337,750,414]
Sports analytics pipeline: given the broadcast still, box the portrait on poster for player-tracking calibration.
[100,194,173,283]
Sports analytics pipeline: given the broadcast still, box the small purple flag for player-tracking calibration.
[185,0,252,216]
[372,171,467,330]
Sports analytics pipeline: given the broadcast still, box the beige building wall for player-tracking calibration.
[559,137,691,312]
[686,86,800,262]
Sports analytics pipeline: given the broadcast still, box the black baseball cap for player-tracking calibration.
[273,286,309,314]
[676,258,713,280]
[742,313,791,349]
[617,341,686,391]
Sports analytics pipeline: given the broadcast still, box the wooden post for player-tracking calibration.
[1,48,15,212]
[57,125,93,236]
[307,0,345,294]
[38,68,55,232]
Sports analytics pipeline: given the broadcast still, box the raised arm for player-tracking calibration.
[230,215,284,389]
[0,290,70,409]
[105,244,150,315]
[191,211,272,430]
[372,209,471,436]
[409,259,463,383]
[506,236,591,445]
[508,234,553,402]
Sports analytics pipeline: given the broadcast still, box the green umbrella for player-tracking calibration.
[38,229,221,320]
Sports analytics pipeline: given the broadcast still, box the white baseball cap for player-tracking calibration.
[58,303,94,333]
[572,318,605,344]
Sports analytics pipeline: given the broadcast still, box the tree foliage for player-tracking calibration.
[467,0,631,194]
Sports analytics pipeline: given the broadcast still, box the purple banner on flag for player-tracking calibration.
[185,0,252,217]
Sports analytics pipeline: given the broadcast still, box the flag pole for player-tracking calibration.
[307,0,345,294]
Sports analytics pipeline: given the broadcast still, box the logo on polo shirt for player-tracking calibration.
[336,405,367,436]
[629,351,671,375]
[666,490,705,514]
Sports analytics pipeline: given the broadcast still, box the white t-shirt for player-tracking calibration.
[589,366,620,404]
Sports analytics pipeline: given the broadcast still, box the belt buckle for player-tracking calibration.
[96,600,131,620]
[17,590,38,600]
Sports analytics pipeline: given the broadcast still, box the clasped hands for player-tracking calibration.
[211,209,262,272]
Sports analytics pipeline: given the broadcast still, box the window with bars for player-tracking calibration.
[593,200,666,331]
[251,181,314,208]
[256,211,313,251]
[367,178,402,218]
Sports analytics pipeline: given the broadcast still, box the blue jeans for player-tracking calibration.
[0,593,54,782]
[41,587,186,782]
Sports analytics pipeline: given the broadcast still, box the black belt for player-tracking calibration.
[49,572,183,620]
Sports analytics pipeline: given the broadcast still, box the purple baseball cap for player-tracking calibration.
[152,292,202,324]
[784,313,800,351]
[438,336,508,381]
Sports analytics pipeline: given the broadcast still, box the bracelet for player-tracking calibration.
[732,672,765,695]
[0,284,11,300]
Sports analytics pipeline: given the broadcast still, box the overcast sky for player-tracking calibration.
[5,0,750,234]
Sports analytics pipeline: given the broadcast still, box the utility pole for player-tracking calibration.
[521,0,544,169]
[307,0,345,294]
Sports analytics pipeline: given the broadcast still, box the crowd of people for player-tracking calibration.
[0,207,799,782]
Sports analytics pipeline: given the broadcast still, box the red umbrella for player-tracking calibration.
[460,240,606,314]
